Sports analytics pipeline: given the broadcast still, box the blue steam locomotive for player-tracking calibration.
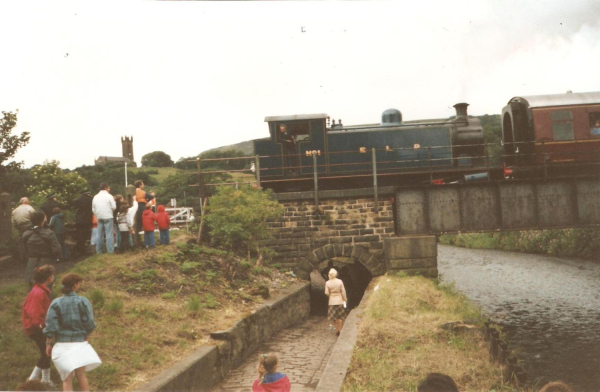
[254,103,485,191]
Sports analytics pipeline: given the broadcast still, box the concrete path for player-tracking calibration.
[212,316,337,392]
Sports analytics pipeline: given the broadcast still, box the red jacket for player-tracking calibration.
[156,205,171,230]
[22,284,52,336]
[142,209,157,232]
[252,376,291,392]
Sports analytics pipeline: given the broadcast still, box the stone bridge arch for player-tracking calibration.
[294,243,386,281]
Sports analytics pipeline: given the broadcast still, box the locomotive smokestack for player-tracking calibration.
[453,103,469,121]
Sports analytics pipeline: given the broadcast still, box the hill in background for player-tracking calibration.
[202,140,254,156]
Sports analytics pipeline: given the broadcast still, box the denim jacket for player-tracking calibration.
[44,292,97,342]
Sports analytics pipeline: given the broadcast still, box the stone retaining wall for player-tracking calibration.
[384,235,438,277]
[138,282,310,392]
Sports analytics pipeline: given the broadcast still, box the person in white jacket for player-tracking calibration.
[91,183,116,254]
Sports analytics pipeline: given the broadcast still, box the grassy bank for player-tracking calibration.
[0,237,296,391]
[342,275,512,391]
[440,228,600,260]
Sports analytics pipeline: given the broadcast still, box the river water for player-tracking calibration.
[438,245,600,391]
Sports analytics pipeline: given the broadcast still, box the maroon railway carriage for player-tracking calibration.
[502,91,600,174]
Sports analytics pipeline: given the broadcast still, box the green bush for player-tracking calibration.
[106,299,123,315]
[87,289,105,308]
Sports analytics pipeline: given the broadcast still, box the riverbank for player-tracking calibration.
[440,228,600,260]
[342,274,513,391]
[0,238,298,391]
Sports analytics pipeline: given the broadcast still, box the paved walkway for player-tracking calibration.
[213,316,337,391]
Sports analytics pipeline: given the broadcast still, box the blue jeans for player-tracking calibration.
[97,219,114,254]
[114,222,121,249]
[159,229,170,245]
[144,231,155,248]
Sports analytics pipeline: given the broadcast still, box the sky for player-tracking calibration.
[1,0,599,169]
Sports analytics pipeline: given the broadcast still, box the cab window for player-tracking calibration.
[551,110,574,141]
[277,121,311,143]
[589,112,600,136]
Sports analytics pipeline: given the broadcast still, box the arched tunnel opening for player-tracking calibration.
[310,258,373,316]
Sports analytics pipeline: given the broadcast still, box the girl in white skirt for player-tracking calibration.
[44,273,101,391]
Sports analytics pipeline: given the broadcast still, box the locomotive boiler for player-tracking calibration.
[254,103,485,192]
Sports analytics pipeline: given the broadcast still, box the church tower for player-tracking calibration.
[121,136,134,161]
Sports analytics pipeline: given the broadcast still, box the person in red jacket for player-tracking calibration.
[252,353,291,392]
[156,205,171,245]
[22,265,55,386]
[142,204,157,249]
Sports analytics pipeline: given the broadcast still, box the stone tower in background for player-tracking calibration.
[121,136,134,161]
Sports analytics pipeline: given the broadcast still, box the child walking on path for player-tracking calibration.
[252,353,291,392]
[44,273,101,392]
[49,207,68,261]
[22,265,56,387]
[156,205,171,245]
[117,204,135,252]
[142,204,157,249]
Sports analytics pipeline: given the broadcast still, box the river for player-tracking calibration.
[438,245,600,391]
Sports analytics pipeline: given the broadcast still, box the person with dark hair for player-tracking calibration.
[44,273,101,391]
[92,183,116,254]
[40,194,68,224]
[156,205,171,245]
[71,190,93,257]
[279,124,297,173]
[252,353,290,392]
[117,203,134,252]
[113,194,124,251]
[417,373,459,392]
[49,207,68,261]
[22,265,55,386]
[21,211,62,286]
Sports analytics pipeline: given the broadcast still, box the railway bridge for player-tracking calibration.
[264,177,600,281]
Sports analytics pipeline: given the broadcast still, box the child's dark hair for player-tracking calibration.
[30,211,46,227]
[257,353,278,383]
[417,373,459,392]
[34,265,55,284]
[120,204,130,213]
[61,273,83,294]
[53,207,61,214]
[134,180,143,188]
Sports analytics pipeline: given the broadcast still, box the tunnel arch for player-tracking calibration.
[294,244,387,281]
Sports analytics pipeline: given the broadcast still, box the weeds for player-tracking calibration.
[106,299,123,315]
[87,288,105,308]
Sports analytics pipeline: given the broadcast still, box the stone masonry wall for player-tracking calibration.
[263,196,395,272]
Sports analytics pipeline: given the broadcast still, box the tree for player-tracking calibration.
[205,186,284,265]
[28,161,88,206]
[141,151,174,168]
[0,110,30,170]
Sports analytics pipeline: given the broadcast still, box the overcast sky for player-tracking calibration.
[1,0,599,169]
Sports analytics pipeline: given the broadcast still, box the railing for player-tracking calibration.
[188,139,600,209]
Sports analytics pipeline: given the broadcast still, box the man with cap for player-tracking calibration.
[71,190,93,256]
[40,194,68,224]
[12,197,36,264]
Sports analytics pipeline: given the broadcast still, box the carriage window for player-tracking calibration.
[590,112,600,136]
[551,110,574,141]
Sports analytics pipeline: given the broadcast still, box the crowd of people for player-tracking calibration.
[11,181,172,285]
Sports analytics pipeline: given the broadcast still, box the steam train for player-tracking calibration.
[253,91,600,192]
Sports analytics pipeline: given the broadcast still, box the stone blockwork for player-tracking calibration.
[264,188,396,278]
[384,235,438,277]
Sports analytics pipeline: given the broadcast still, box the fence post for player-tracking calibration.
[485,143,491,181]
[372,148,378,212]
[427,147,433,183]
[197,158,205,200]
[542,141,547,180]
[313,152,319,208]
[255,155,261,188]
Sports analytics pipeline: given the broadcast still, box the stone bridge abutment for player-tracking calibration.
[262,187,438,280]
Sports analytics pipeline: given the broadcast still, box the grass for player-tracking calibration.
[342,275,519,392]
[132,167,182,183]
[0,236,296,391]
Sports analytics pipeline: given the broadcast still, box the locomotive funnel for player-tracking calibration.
[453,103,469,121]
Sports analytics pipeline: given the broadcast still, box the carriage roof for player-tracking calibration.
[508,91,600,109]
